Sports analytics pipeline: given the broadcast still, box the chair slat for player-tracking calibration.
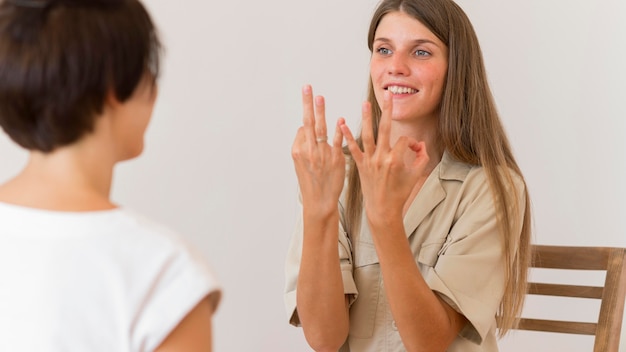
[499,245,626,351]
[528,282,603,299]
[517,318,597,335]
[532,245,611,270]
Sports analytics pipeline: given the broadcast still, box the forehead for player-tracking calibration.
[374,11,444,47]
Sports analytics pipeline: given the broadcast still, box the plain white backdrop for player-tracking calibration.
[0,0,624,350]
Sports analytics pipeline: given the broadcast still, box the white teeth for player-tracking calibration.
[387,85,418,94]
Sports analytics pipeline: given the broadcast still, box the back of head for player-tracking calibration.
[0,0,161,152]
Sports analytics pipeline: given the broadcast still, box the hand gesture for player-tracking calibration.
[340,91,430,223]
[291,85,346,218]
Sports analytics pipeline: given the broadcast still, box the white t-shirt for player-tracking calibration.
[0,202,221,352]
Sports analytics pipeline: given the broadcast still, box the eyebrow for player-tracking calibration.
[373,37,443,49]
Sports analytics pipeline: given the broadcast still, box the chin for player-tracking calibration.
[117,145,145,162]
[390,110,415,121]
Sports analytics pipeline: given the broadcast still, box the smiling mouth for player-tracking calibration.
[385,85,419,95]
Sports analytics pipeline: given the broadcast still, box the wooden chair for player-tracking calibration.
[511,245,626,351]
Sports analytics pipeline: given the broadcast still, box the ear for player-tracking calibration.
[102,90,127,121]
[104,90,123,109]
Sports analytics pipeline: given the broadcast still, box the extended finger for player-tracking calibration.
[332,118,345,150]
[361,101,375,155]
[339,120,363,165]
[301,85,317,146]
[377,90,393,150]
[314,95,328,142]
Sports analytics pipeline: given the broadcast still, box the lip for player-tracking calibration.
[383,83,419,96]
[383,82,418,90]
[383,82,420,94]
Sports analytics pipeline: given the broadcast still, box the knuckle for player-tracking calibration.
[291,148,301,160]
[384,156,399,168]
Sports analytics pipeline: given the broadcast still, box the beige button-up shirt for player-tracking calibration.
[285,152,526,351]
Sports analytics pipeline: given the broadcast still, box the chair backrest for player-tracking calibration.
[512,245,626,351]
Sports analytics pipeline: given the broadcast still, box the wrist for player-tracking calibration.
[302,208,341,247]
[366,212,404,235]
[365,206,402,226]
[303,205,339,224]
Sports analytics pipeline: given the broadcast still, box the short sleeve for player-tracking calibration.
[423,169,526,344]
[284,200,357,327]
[131,240,222,352]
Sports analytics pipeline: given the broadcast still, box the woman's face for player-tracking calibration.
[370,11,448,124]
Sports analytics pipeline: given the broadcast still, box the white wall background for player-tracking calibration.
[1,0,624,350]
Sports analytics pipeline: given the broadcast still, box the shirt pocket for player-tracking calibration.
[349,242,380,339]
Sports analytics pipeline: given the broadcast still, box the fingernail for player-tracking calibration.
[302,85,311,94]
[315,96,324,105]
[362,101,370,112]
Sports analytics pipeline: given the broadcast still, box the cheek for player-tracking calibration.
[430,76,445,97]
[419,66,447,99]
[371,84,384,109]
[432,64,448,89]
[369,59,384,84]
[136,107,153,135]
[369,66,384,104]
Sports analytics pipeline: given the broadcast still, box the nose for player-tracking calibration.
[387,53,410,76]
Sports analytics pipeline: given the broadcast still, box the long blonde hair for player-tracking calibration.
[344,0,531,336]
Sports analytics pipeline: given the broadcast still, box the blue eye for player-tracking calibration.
[376,47,392,55]
[415,49,430,57]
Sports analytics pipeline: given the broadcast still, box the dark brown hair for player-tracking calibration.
[344,0,531,336]
[0,0,161,152]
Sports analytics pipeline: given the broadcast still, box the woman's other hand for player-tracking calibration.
[341,91,430,223]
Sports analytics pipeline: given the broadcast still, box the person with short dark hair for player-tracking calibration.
[0,0,220,350]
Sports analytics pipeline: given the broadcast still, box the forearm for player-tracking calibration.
[369,217,463,352]
[296,209,349,351]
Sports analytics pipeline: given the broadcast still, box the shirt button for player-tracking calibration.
[392,320,398,331]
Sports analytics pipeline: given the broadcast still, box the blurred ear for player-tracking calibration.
[104,90,124,111]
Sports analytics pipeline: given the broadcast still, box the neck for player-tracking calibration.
[390,117,444,216]
[27,146,115,197]
[390,117,443,169]
[0,131,118,211]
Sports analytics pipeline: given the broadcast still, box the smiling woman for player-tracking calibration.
[369,11,449,126]
[285,0,531,351]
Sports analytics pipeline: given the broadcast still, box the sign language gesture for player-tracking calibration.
[340,91,430,223]
[291,85,346,218]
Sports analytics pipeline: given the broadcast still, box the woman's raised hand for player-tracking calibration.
[340,91,430,222]
[291,85,346,218]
